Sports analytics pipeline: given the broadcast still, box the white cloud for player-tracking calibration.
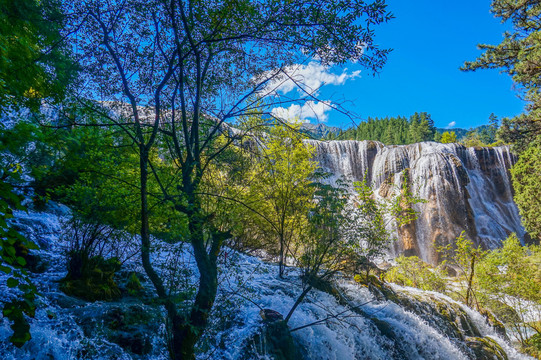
[446,121,456,129]
[271,101,334,123]
[262,61,361,97]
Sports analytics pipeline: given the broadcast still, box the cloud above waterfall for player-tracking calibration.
[271,101,334,123]
[255,61,359,124]
[263,61,361,96]
[446,121,456,129]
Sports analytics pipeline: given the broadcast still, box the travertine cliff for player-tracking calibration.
[306,140,525,264]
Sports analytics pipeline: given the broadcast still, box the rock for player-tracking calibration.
[104,304,155,329]
[26,253,50,273]
[51,293,87,309]
[466,336,508,360]
[249,317,302,360]
[260,309,284,322]
[110,326,152,355]
[479,308,508,341]
[69,303,160,353]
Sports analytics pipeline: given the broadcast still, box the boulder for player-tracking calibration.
[249,309,302,360]
[466,336,508,360]
[260,309,284,322]
[110,326,152,355]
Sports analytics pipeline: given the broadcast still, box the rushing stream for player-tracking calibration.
[0,204,533,359]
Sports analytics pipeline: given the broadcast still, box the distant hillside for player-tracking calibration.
[437,125,496,141]
[300,123,341,139]
[436,128,469,140]
[300,122,488,142]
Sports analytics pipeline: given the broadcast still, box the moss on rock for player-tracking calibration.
[466,336,508,360]
[60,252,121,301]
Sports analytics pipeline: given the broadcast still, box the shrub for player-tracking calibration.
[61,251,121,301]
[126,272,143,295]
[59,218,134,301]
[386,255,447,293]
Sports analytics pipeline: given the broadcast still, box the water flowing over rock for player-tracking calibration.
[306,140,525,264]
[0,205,533,360]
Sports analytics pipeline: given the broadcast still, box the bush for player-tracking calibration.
[386,255,447,293]
[61,251,121,301]
[126,272,143,295]
[523,333,541,359]
[59,218,133,301]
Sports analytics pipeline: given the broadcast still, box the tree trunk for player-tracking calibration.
[139,150,167,298]
[279,233,286,278]
[169,193,220,359]
[285,285,312,324]
[466,256,476,308]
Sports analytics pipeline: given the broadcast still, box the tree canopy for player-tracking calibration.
[462,0,541,150]
[0,0,73,113]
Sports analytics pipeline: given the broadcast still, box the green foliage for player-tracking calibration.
[349,170,425,276]
[334,112,436,144]
[0,162,38,347]
[0,0,73,113]
[522,333,541,359]
[511,137,541,241]
[438,231,486,309]
[60,251,121,301]
[386,255,447,292]
[476,234,541,344]
[480,114,500,144]
[126,272,143,295]
[298,175,353,278]
[460,131,487,148]
[245,121,317,276]
[4,116,187,239]
[440,131,457,144]
[462,1,541,149]
[352,178,391,265]
[459,119,504,148]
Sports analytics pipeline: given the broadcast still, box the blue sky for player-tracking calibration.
[309,0,525,130]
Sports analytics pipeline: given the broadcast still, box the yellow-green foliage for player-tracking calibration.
[61,253,121,302]
[241,121,317,271]
[522,333,541,359]
[476,234,541,344]
[441,131,457,144]
[438,231,486,308]
[126,272,143,295]
[386,256,447,292]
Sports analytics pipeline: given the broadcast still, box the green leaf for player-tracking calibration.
[7,277,19,288]
[16,257,26,266]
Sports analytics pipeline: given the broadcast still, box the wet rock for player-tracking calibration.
[479,308,508,341]
[260,309,284,322]
[26,253,50,273]
[466,336,508,360]
[51,292,86,309]
[110,326,152,355]
[69,302,161,352]
[249,316,302,360]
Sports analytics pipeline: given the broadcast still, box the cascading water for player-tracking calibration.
[0,205,533,359]
[306,140,526,264]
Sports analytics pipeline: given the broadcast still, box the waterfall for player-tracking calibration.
[0,204,532,360]
[306,140,525,264]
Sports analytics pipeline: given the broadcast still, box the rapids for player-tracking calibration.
[0,204,532,359]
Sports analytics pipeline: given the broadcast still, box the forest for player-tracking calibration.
[329,112,501,147]
[1,0,541,360]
